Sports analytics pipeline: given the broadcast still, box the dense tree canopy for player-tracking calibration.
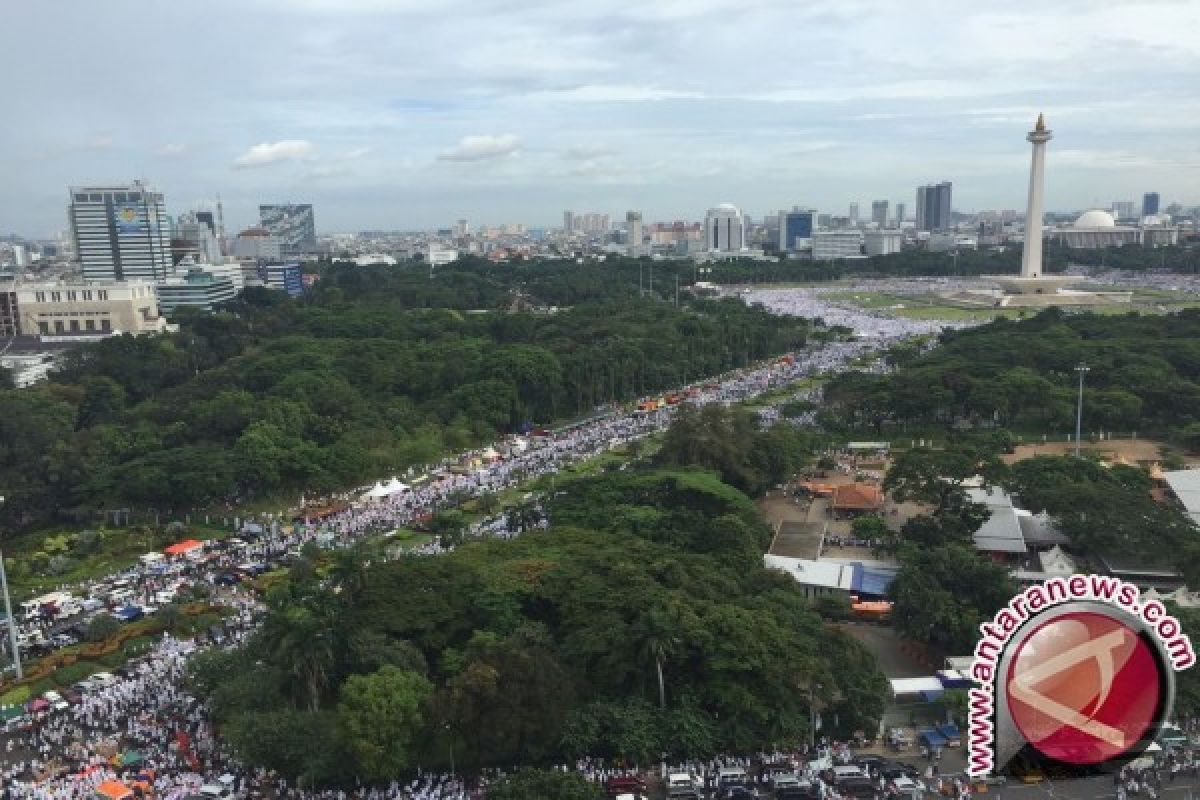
[191,468,887,785]
[823,308,1200,436]
[0,259,815,529]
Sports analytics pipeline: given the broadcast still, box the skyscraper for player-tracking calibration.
[1143,192,1160,217]
[69,181,173,283]
[626,210,644,256]
[563,210,575,232]
[705,204,744,252]
[871,200,888,228]
[778,208,817,252]
[258,204,316,255]
[895,203,907,226]
[848,203,860,226]
[915,182,952,231]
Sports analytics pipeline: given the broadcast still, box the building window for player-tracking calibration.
[85,319,95,331]
[38,322,49,335]
[101,319,111,332]
[74,193,88,203]
[67,291,77,301]
[98,290,108,301]
[83,290,92,301]
[54,321,64,333]
[51,291,61,302]
[69,320,80,332]
[35,291,46,302]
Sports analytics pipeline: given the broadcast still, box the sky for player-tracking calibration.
[5,0,1200,236]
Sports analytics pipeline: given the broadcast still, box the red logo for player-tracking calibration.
[1006,611,1164,765]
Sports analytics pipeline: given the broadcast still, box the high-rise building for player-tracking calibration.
[871,200,889,228]
[258,204,316,255]
[915,182,952,231]
[563,210,575,232]
[778,208,817,252]
[705,204,745,252]
[626,210,644,256]
[895,203,907,226]
[1143,192,1160,217]
[848,203,860,226]
[69,182,173,283]
[455,219,470,237]
[174,211,223,264]
[1111,201,1136,221]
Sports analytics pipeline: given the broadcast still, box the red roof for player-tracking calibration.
[163,539,204,556]
[832,483,884,511]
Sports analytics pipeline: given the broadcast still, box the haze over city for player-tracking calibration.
[5,0,1200,235]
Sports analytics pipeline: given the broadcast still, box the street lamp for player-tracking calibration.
[0,496,20,680]
[1074,364,1090,458]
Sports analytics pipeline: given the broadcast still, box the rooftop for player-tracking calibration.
[967,487,1027,554]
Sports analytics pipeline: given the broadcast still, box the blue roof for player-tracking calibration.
[850,564,898,597]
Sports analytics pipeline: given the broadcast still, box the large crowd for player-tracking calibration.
[4,284,1197,799]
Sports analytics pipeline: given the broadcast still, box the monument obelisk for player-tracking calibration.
[1020,113,1052,279]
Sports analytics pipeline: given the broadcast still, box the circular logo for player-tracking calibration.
[1005,610,1166,765]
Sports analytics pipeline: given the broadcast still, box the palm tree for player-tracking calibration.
[634,606,682,709]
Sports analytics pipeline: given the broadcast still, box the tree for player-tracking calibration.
[851,515,889,541]
[484,769,604,800]
[86,613,121,642]
[632,605,682,708]
[890,543,1015,653]
[337,666,432,781]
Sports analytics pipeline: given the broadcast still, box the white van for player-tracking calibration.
[833,765,868,781]
[667,773,698,796]
[717,767,747,786]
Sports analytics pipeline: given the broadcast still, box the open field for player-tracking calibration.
[823,285,1200,322]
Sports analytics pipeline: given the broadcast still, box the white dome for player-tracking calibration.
[1074,209,1116,228]
[716,202,740,212]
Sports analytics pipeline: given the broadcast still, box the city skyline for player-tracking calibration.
[5,0,1200,236]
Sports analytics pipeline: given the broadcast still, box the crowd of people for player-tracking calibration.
[6,284,1198,799]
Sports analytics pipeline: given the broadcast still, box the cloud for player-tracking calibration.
[336,147,372,161]
[158,143,189,157]
[528,85,705,103]
[232,139,315,168]
[437,134,520,162]
[563,144,615,160]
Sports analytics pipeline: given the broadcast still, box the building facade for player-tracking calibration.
[812,230,863,260]
[895,203,906,226]
[871,200,888,228]
[233,228,283,261]
[258,204,316,254]
[1143,192,1160,217]
[864,230,904,256]
[12,280,169,337]
[778,208,817,252]
[705,204,745,252]
[155,268,239,314]
[258,263,304,297]
[626,210,644,256]
[848,203,859,226]
[69,182,173,283]
[915,181,952,231]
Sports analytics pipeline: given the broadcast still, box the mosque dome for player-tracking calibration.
[1074,209,1116,228]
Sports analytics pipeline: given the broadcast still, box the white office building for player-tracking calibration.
[705,204,745,252]
[864,230,904,256]
[626,210,644,256]
[812,230,864,260]
[69,182,173,283]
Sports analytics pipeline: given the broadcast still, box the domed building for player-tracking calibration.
[1056,209,1141,249]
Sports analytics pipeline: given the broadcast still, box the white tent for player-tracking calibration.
[383,477,409,495]
[362,482,392,501]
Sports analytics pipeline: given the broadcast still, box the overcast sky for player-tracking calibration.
[5,0,1200,236]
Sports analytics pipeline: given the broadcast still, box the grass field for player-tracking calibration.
[824,286,1200,323]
